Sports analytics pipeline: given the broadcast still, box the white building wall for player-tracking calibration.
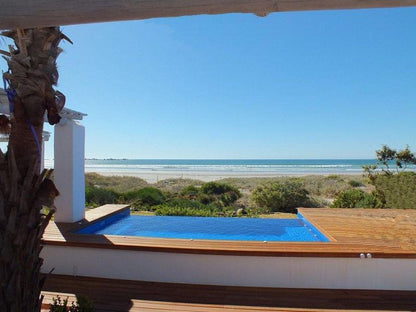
[41,245,416,290]
[54,119,85,223]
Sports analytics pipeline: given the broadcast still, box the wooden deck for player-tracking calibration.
[40,206,416,311]
[42,205,416,258]
[41,274,416,312]
[299,208,416,252]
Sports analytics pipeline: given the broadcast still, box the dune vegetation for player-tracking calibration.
[86,173,375,217]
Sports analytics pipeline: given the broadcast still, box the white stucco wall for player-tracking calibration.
[41,245,416,290]
[54,119,85,223]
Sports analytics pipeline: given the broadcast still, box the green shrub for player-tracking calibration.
[348,180,363,187]
[200,182,230,195]
[85,186,119,207]
[123,187,166,210]
[154,205,217,217]
[197,193,216,205]
[180,185,200,197]
[199,182,241,206]
[325,174,343,181]
[165,198,207,209]
[330,189,381,208]
[154,198,238,217]
[49,294,94,312]
[308,196,330,208]
[251,181,310,213]
[357,192,382,208]
[374,172,416,209]
[50,296,75,312]
[220,190,241,206]
[74,294,94,312]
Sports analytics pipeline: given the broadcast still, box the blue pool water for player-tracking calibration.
[78,211,329,242]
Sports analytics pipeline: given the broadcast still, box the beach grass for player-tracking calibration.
[85,172,149,193]
[85,173,372,215]
[86,173,368,197]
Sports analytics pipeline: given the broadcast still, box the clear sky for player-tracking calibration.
[3,7,416,159]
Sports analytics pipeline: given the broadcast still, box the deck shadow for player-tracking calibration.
[42,274,416,311]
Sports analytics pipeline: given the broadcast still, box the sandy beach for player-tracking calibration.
[86,168,361,183]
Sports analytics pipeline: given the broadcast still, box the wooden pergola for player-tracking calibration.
[2,0,416,29]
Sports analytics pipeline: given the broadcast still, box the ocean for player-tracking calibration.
[83,159,378,174]
[44,158,416,182]
[47,158,380,174]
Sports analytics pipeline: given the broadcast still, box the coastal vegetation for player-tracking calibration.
[328,145,416,209]
[85,145,416,215]
[251,181,311,213]
[85,173,372,215]
[374,172,416,208]
[86,180,243,217]
[330,189,381,208]
[362,145,416,209]
[49,294,94,312]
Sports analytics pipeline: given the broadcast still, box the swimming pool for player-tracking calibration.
[77,210,329,242]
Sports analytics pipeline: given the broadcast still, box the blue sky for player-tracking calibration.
[3,7,416,159]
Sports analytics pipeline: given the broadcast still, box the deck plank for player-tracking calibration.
[299,208,416,252]
[41,274,416,312]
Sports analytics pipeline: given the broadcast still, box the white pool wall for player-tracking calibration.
[41,245,416,290]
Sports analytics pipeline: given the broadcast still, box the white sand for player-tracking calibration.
[86,169,358,183]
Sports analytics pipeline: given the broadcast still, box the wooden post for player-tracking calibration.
[1,0,416,29]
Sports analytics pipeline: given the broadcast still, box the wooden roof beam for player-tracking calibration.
[1,0,416,29]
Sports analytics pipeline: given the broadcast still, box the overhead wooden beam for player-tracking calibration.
[1,0,416,29]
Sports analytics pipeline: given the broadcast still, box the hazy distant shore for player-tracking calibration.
[86,169,362,183]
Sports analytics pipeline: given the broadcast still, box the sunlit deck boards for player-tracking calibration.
[43,204,130,241]
[298,208,416,252]
[42,205,416,258]
[40,274,416,312]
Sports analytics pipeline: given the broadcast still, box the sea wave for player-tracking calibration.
[43,159,415,175]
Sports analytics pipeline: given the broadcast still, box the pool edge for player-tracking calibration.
[297,211,330,242]
[77,208,330,243]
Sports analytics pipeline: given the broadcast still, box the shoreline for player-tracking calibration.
[85,169,363,183]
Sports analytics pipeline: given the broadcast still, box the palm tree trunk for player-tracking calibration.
[0,27,67,312]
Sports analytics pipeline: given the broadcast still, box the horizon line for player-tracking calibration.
[44,157,378,161]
